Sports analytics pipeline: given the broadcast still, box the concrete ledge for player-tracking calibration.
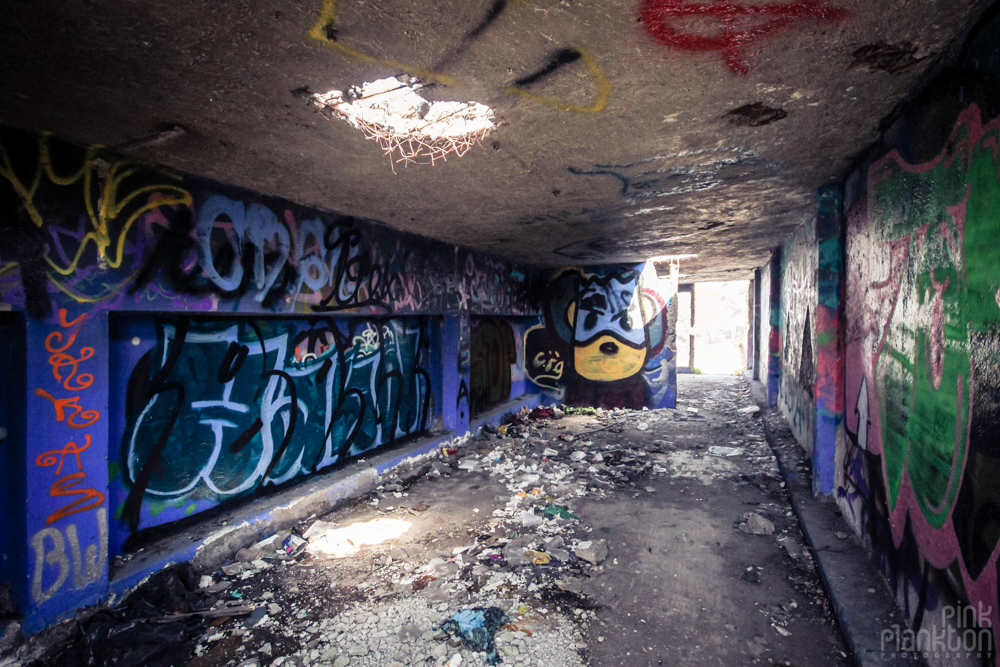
[744,372,913,667]
[469,392,542,433]
[109,430,456,601]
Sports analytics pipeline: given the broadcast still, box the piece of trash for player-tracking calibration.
[644,486,656,493]
[282,534,307,556]
[552,407,565,419]
[686,407,699,414]
[529,407,555,420]
[776,536,802,559]
[458,458,480,471]
[440,607,507,666]
[708,446,743,457]
[740,405,761,415]
[636,423,649,431]
[543,504,579,520]
[448,655,463,667]
[738,513,775,535]
[522,510,543,528]
[542,447,559,457]
[773,625,792,637]
[559,434,575,442]
[835,531,848,539]
[570,451,587,461]
[525,550,552,565]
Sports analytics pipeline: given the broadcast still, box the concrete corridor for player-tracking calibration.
[9,375,859,667]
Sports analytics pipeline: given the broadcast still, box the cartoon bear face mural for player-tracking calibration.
[569,273,656,381]
[524,265,676,409]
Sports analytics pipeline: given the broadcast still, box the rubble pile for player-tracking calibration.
[2,376,851,667]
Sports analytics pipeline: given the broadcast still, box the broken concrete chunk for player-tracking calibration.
[740,405,761,415]
[738,513,775,535]
[574,539,608,565]
[708,446,743,457]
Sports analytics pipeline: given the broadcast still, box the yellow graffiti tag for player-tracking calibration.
[0,133,193,293]
[307,0,609,113]
[307,0,458,86]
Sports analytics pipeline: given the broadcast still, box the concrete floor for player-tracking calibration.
[12,375,854,666]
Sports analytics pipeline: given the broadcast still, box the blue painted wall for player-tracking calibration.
[0,126,539,632]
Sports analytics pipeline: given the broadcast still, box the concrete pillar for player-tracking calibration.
[22,306,110,632]
[441,314,470,436]
[0,313,27,614]
[767,249,782,406]
[752,270,762,380]
[813,184,844,496]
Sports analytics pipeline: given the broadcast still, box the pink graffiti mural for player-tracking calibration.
[844,105,1000,650]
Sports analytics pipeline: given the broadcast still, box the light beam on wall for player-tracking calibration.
[312,77,495,172]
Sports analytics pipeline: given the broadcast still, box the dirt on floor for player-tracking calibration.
[7,375,853,667]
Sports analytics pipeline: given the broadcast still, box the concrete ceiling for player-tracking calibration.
[0,0,986,280]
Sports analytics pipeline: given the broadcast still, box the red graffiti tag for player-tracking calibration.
[35,309,104,525]
[640,0,850,74]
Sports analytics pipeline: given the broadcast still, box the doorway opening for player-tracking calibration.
[676,281,750,375]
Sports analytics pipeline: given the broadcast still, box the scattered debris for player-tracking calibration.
[738,512,776,535]
[5,377,850,667]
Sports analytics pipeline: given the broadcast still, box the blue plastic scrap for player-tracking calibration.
[440,606,508,665]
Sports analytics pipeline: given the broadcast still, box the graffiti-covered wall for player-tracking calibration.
[779,218,817,453]
[524,263,677,409]
[109,316,433,553]
[0,126,538,631]
[839,4,1000,655]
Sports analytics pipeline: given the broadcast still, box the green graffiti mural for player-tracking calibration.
[868,105,1000,530]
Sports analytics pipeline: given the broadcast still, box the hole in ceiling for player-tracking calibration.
[311,77,495,172]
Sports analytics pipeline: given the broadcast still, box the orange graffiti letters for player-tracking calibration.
[46,472,105,525]
[34,389,100,428]
[35,434,92,476]
[36,310,104,526]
